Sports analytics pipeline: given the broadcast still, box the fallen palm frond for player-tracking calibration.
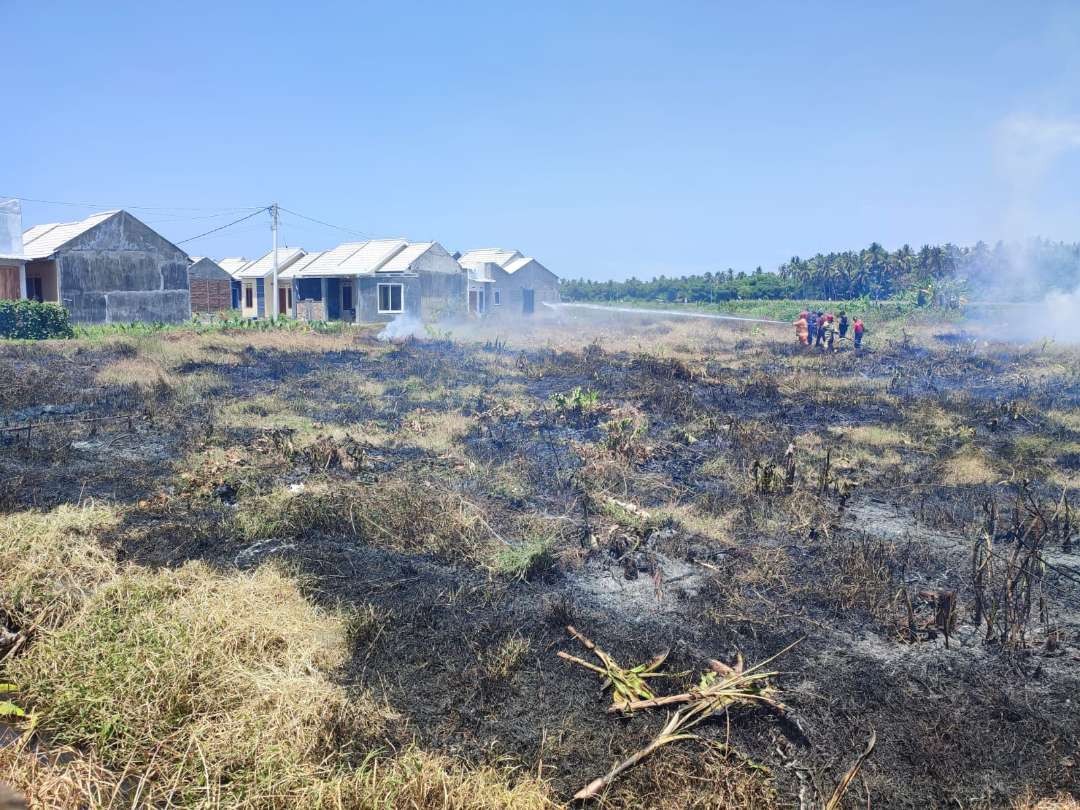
[557,626,670,707]
[567,633,802,801]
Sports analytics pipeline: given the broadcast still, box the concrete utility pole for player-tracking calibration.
[271,202,280,319]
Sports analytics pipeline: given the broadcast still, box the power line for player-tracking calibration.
[278,206,367,239]
[1,193,263,214]
[176,207,270,245]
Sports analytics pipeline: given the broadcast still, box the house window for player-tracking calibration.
[244,284,253,308]
[342,282,353,311]
[493,290,501,306]
[377,283,403,313]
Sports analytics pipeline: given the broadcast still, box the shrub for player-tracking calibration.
[0,300,74,340]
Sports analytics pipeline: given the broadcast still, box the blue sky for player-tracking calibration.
[4,1,1080,280]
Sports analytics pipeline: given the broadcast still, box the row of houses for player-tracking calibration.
[0,205,560,325]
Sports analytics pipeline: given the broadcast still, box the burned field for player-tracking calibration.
[2,313,1080,809]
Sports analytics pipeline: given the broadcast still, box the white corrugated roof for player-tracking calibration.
[458,248,522,268]
[22,211,120,260]
[217,257,250,277]
[504,256,535,274]
[377,241,435,273]
[292,239,409,277]
[279,251,325,279]
[234,247,306,278]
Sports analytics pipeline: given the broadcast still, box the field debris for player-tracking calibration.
[561,627,799,801]
[557,625,671,707]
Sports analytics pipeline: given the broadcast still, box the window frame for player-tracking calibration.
[493,290,502,306]
[244,283,254,309]
[377,283,404,314]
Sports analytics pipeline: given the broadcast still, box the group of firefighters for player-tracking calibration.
[793,309,865,350]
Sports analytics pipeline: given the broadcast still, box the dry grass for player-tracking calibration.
[227,478,497,565]
[1047,408,1080,433]
[0,504,120,631]
[830,424,908,448]
[1011,793,1080,810]
[95,356,174,389]
[941,447,998,485]
[0,503,553,810]
[400,408,473,454]
[7,563,390,808]
[481,634,532,680]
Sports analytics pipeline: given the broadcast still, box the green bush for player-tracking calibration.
[0,300,74,340]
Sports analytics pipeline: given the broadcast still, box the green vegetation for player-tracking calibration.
[494,536,556,581]
[550,386,601,414]
[73,313,347,340]
[0,299,73,339]
[560,237,1080,305]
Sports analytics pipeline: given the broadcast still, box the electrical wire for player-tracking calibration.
[1,193,264,213]
[278,206,367,239]
[176,207,269,245]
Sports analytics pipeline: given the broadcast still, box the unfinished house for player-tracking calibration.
[0,198,25,301]
[458,248,560,315]
[217,257,250,310]
[20,210,190,323]
[284,239,466,323]
[234,248,306,318]
[187,257,235,314]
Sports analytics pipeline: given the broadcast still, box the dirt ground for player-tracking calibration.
[2,308,1079,808]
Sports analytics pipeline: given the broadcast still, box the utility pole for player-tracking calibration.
[271,202,280,319]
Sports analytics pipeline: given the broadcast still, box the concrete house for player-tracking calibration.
[187,257,235,314]
[0,198,26,301]
[283,239,466,323]
[458,248,559,315]
[217,257,250,310]
[19,210,191,323]
[234,248,306,318]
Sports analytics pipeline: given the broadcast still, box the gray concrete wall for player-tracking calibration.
[55,211,191,323]
[418,268,467,321]
[104,290,191,323]
[356,275,421,323]
[489,260,560,316]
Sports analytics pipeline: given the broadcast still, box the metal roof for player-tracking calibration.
[22,210,120,260]
[503,256,532,274]
[278,251,325,279]
[234,247,307,279]
[216,257,250,277]
[377,241,454,273]
[458,248,522,268]
[187,257,232,280]
[292,239,409,277]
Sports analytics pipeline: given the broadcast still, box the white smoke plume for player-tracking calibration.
[976,113,1080,343]
[377,314,428,342]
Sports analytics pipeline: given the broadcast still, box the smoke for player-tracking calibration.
[376,314,428,342]
[1040,288,1080,342]
[994,113,1080,241]
[973,113,1080,343]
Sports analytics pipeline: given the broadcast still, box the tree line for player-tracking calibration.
[559,239,1080,304]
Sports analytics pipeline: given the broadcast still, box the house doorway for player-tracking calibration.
[469,289,485,315]
[278,286,292,316]
[341,281,353,316]
[522,288,535,315]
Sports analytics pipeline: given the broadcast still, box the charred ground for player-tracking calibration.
[2,311,1079,808]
